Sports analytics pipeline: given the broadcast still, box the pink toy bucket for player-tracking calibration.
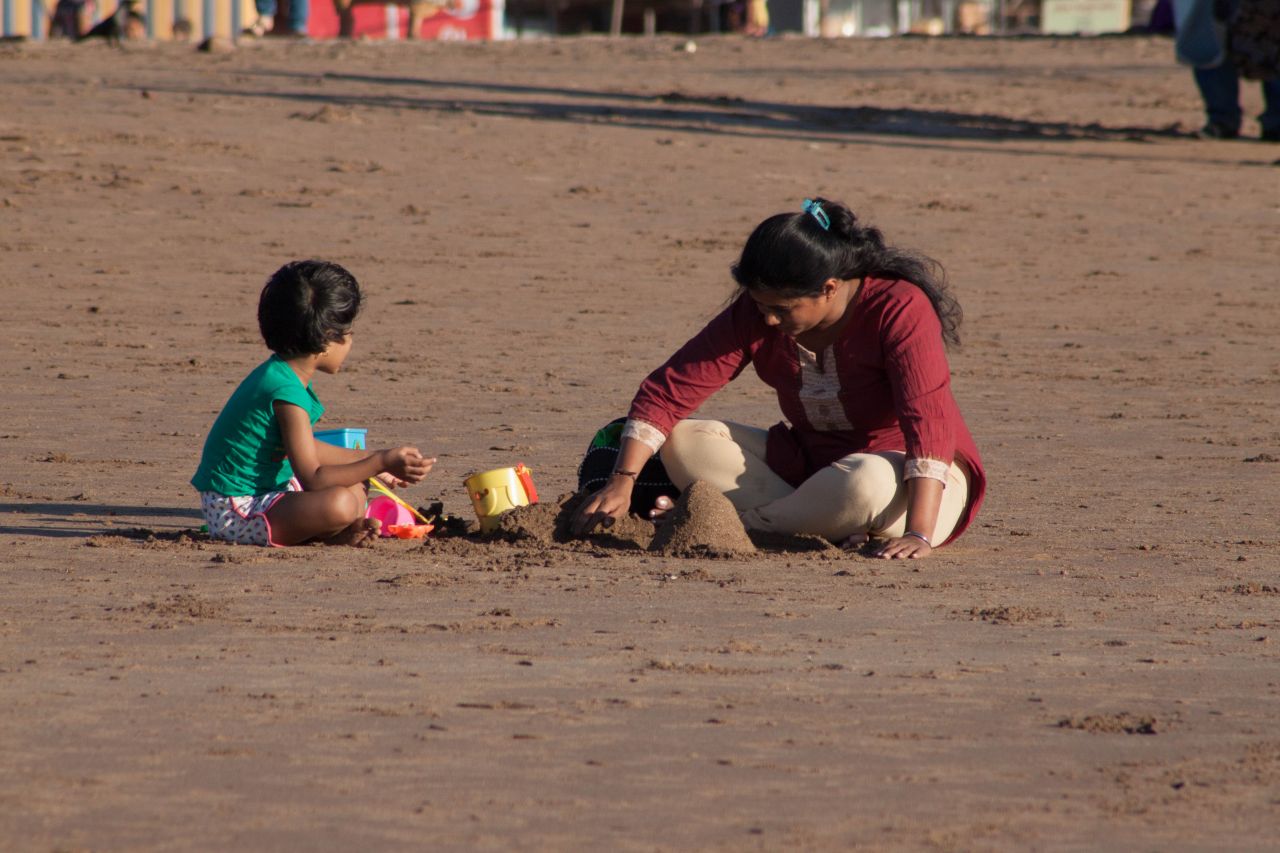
[366,495,413,535]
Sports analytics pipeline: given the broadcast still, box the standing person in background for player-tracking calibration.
[48,0,86,38]
[245,0,309,37]
[78,0,146,41]
[1175,0,1280,140]
[745,0,769,35]
[572,198,986,559]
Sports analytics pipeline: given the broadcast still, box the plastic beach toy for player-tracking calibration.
[386,523,433,539]
[366,495,414,535]
[315,427,367,450]
[367,478,433,524]
[464,463,539,533]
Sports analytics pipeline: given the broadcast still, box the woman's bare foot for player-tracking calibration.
[840,532,869,550]
[648,495,675,523]
[324,518,381,546]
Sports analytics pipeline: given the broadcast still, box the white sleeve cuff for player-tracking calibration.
[622,418,666,454]
[904,457,950,484]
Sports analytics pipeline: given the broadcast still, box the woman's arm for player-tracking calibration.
[570,437,653,535]
[627,296,756,436]
[276,402,432,490]
[572,298,758,537]
[882,293,958,471]
[873,476,943,559]
[879,289,960,558]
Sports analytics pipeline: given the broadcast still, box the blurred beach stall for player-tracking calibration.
[1,0,1143,40]
[0,0,502,39]
[309,0,503,39]
[3,0,255,40]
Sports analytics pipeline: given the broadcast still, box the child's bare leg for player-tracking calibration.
[265,485,377,546]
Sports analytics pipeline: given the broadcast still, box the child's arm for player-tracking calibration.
[313,439,411,488]
[275,402,432,490]
[313,441,376,465]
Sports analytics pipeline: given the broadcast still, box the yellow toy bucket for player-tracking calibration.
[465,463,539,533]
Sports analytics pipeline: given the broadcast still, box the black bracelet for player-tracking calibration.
[903,530,932,547]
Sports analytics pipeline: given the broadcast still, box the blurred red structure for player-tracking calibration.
[308,0,501,39]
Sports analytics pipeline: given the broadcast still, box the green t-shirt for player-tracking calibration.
[192,355,324,496]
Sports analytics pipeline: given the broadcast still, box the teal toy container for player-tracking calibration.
[315,428,368,450]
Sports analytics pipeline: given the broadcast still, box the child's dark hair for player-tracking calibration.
[258,260,363,357]
[731,198,962,346]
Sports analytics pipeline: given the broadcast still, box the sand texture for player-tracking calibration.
[3,34,1280,851]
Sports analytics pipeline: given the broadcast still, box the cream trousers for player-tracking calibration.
[659,419,969,544]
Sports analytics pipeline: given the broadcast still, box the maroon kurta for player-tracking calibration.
[628,277,986,545]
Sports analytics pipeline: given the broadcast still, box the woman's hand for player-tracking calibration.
[872,535,932,559]
[571,476,634,536]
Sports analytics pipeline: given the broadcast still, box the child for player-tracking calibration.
[572,198,986,559]
[192,260,433,547]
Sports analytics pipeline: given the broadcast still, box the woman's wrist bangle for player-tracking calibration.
[611,469,639,480]
[903,530,932,547]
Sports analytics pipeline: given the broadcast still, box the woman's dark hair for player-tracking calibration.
[731,198,962,346]
[258,260,362,357]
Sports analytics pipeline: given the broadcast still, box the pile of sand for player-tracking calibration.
[487,492,654,550]
[648,481,757,558]
[474,486,836,558]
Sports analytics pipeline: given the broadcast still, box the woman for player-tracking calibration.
[572,198,986,559]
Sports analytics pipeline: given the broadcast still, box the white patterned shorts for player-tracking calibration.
[199,479,300,547]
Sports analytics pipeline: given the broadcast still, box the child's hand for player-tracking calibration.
[374,471,407,490]
[382,447,434,485]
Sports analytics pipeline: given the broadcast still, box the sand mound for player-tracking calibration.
[648,481,756,558]
[487,492,654,550]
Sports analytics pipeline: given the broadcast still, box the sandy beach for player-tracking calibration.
[2,33,1279,849]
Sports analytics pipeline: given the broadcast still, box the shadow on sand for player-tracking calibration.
[132,65,1280,166]
[133,66,1231,164]
[0,502,202,538]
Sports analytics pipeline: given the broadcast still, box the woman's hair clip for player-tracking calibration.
[802,198,830,231]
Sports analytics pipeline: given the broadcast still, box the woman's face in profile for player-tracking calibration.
[748,281,844,338]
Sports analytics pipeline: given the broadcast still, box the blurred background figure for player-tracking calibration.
[48,0,86,38]
[1148,0,1177,31]
[79,0,147,41]
[1175,0,1280,140]
[744,0,768,35]
[245,0,309,36]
